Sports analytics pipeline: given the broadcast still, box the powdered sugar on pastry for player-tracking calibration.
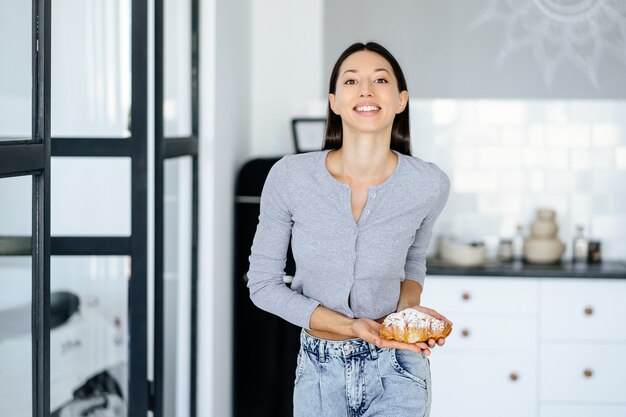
[383,308,445,330]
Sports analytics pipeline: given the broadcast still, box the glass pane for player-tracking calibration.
[51,157,131,236]
[0,0,31,140]
[51,0,131,138]
[164,0,192,137]
[0,175,32,417]
[50,256,129,415]
[163,156,192,416]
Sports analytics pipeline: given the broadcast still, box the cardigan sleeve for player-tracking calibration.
[404,167,450,288]
[247,156,321,329]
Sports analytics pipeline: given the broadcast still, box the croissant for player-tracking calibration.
[380,308,452,343]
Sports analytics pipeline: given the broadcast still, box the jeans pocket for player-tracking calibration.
[390,348,428,390]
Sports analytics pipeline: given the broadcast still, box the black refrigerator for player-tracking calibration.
[233,156,302,417]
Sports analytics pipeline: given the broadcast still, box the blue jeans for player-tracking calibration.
[293,328,432,417]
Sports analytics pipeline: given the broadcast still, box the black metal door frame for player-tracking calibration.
[154,0,200,414]
[1,0,200,414]
[0,0,51,415]
[49,0,150,414]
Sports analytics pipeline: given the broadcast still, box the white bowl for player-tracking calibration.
[440,240,487,267]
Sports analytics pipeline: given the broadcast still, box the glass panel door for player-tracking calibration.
[164,0,192,137]
[1,0,158,414]
[0,0,50,414]
[49,256,130,415]
[50,0,150,415]
[154,0,199,413]
[0,0,31,140]
[163,157,193,416]
[51,158,132,236]
[0,175,33,416]
[51,0,131,138]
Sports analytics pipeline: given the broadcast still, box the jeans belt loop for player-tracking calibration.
[318,340,326,363]
[368,342,378,359]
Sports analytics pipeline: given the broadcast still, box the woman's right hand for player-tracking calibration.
[351,317,433,355]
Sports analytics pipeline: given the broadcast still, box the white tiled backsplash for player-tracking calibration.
[410,100,626,260]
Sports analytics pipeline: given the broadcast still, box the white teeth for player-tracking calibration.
[355,105,379,112]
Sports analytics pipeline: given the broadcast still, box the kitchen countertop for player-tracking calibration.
[426,258,626,279]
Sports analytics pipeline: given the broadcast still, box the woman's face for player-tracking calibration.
[329,50,408,137]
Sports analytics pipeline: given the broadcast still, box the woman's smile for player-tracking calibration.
[354,102,382,116]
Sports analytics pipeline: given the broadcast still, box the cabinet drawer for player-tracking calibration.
[540,344,626,402]
[442,316,536,351]
[539,279,626,341]
[540,404,626,417]
[423,276,538,315]
[430,351,536,417]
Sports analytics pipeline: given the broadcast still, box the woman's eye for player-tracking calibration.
[344,79,356,85]
[375,78,388,83]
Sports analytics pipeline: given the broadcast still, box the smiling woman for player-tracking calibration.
[247,41,451,417]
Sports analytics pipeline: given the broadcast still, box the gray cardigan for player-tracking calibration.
[247,148,450,330]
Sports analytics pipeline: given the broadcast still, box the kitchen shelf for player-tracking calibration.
[426,259,626,279]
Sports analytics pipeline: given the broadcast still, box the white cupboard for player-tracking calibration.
[540,344,626,403]
[421,275,626,417]
[539,405,626,417]
[430,351,537,417]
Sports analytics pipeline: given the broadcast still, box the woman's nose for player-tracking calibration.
[360,82,373,96]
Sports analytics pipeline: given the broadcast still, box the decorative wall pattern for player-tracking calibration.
[324,0,626,98]
[471,0,626,90]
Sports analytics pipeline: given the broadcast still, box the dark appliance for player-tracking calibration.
[233,156,302,417]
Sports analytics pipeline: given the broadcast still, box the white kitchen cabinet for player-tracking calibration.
[421,275,626,417]
[539,278,626,409]
[429,351,537,417]
[423,276,538,315]
[539,279,626,342]
[540,405,626,417]
[439,316,537,351]
[421,276,539,417]
[540,343,626,402]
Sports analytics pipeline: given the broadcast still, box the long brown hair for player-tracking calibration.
[322,42,411,155]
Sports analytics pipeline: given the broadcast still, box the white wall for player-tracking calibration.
[198,0,252,416]
[249,0,325,156]
[410,99,626,260]
[198,1,325,416]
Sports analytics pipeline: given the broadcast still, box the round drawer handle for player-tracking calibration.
[584,306,594,316]
[461,329,470,338]
[583,368,593,378]
[461,292,471,301]
[509,372,519,382]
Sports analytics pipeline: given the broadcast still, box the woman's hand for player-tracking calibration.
[351,317,432,355]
